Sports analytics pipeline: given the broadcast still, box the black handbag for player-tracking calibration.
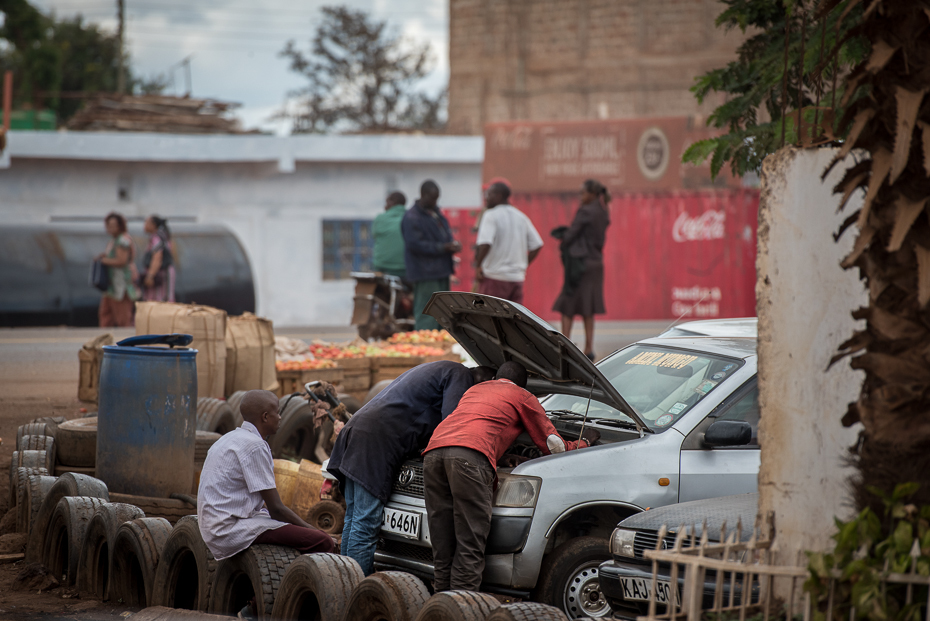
[89,260,109,292]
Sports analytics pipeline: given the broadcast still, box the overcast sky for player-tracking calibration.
[29,0,449,133]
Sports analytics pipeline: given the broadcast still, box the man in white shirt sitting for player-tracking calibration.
[198,389,333,561]
[474,181,544,304]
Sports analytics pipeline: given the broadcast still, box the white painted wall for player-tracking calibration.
[0,132,484,325]
[756,147,866,559]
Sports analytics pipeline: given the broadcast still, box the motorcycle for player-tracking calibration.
[349,271,415,340]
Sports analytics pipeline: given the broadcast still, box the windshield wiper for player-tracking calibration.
[592,418,641,430]
[547,410,588,420]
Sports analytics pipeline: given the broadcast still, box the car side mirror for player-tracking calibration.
[703,420,752,447]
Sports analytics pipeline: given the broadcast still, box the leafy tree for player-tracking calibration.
[279,5,445,134]
[682,0,868,178]
[0,0,163,123]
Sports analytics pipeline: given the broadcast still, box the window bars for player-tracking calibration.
[638,513,930,621]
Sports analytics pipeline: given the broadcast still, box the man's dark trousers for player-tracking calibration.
[423,446,495,591]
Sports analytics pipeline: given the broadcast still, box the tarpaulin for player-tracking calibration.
[445,188,758,321]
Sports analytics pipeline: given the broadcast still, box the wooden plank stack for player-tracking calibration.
[66,94,246,134]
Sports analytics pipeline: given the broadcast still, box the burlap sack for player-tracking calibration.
[226,312,278,395]
[135,302,227,398]
[78,333,115,402]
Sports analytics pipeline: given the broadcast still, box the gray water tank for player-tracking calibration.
[0,223,255,326]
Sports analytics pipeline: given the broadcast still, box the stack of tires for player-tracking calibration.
[7,423,569,621]
[6,418,62,533]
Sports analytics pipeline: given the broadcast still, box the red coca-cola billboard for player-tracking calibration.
[445,117,759,322]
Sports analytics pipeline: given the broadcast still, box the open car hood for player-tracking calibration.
[424,292,647,432]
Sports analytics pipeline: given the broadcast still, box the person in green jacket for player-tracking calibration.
[372,191,408,279]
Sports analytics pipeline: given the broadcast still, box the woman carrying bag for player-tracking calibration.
[551,179,611,361]
[140,215,176,302]
[97,212,140,327]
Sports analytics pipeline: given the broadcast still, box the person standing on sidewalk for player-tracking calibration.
[474,182,543,304]
[140,215,175,302]
[552,179,611,360]
[372,191,408,279]
[97,212,139,327]
[422,362,599,592]
[401,180,461,330]
[326,361,495,575]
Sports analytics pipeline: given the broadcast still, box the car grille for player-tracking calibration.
[378,537,434,564]
[391,460,424,498]
[633,530,691,559]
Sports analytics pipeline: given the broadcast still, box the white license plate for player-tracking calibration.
[381,508,421,539]
[620,577,679,605]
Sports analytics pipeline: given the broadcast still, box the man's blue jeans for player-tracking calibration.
[340,478,384,576]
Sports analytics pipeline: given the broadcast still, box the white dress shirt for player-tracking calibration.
[197,421,287,560]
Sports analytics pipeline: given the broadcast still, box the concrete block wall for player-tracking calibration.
[448,0,748,134]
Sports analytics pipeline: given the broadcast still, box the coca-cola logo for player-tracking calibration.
[672,210,726,242]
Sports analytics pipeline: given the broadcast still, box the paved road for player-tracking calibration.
[0,320,673,401]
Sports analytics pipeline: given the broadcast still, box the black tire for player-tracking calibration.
[9,451,53,507]
[343,571,431,621]
[110,517,173,607]
[532,536,612,619]
[306,500,346,535]
[56,418,98,467]
[270,553,363,621]
[151,515,217,611]
[16,470,51,533]
[413,591,502,621]
[77,502,146,600]
[364,379,394,404]
[29,415,67,428]
[17,423,51,448]
[12,465,49,516]
[487,602,569,621]
[197,398,237,435]
[336,393,363,414]
[26,472,109,563]
[128,607,232,620]
[43,496,108,586]
[208,544,301,619]
[19,436,56,470]
[195,431,222,465]
[270,397,317,460]
[226,391,246,428]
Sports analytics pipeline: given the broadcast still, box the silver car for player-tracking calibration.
[374,293,760,619]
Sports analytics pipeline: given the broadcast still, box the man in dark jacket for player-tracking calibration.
[327,360,495,575]
[401,180,461,330]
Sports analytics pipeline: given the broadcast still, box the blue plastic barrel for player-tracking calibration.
[97,334,198,497]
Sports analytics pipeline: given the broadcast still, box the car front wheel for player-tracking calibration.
[532,536,612,618]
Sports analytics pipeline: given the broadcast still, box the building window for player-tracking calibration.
[322,219,374,280]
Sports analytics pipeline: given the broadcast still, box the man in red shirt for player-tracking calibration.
[422,361,600,592]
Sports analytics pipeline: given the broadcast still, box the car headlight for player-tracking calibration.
[493,474,541,508]
[609,528,637,558]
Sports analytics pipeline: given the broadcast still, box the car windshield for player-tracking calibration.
[543,345,744,432]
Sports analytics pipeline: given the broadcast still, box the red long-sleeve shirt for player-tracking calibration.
[423,379,587,468]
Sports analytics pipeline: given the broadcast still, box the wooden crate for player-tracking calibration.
[276,367,345,396]
[341,371,371,392]
[423,353,463,363]
[371,356,424,383]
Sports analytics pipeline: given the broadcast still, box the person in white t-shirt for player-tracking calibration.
[474,182,544,304]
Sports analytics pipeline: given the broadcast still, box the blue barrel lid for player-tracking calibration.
[103,333,198,356]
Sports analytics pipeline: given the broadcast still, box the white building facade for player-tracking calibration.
[0,131,484,326]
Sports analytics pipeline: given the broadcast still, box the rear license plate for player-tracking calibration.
[381,508,421,539]
[620,577,679,605]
